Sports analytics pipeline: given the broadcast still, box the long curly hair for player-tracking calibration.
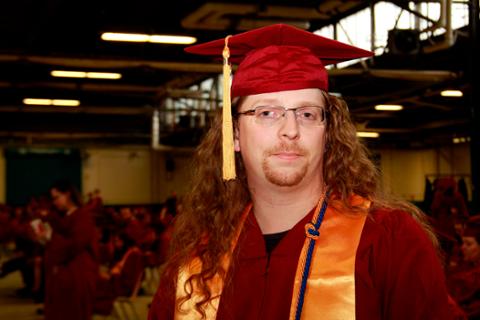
[156,92,437,318]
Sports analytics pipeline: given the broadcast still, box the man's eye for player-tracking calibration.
[256,107,279,118]
[260,111,274,117]
[299,109,318,120]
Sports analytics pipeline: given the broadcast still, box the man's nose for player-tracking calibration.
[278,110,300,140]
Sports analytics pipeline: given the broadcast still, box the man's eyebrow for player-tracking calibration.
[247,98,280,106]
[248,99,325,107]
[295,101,326,107]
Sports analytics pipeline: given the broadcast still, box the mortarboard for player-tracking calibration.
[185,24,373,180]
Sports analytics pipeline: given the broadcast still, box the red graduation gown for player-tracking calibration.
[94,247,144,315]
[149,208,453,319]
[44,207,99,320]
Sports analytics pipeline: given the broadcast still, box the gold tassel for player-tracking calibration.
[222,35,236,181]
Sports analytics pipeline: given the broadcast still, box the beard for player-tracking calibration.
[262,142,309,187]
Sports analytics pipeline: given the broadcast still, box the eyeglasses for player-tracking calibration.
[236,105,326,127]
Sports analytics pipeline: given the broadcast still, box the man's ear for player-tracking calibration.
[234,127,241,152]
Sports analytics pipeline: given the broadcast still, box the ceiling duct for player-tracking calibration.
[181,3,328,31]
[384,0,455,55]
[387,29,421,55]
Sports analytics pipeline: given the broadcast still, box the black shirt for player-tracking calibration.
[263,230,289,254]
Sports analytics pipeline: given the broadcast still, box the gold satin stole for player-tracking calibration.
[175,197,368,320]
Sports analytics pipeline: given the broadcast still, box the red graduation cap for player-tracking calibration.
[185,24,373,181]
[185,24,373,98]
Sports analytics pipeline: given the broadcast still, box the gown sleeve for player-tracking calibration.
[378,210,453,320]
[47,208,97,265]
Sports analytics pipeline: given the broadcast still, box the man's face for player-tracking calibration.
[235,88,327,188]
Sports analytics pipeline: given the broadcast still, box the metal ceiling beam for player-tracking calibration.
[331,68,458,81]
[0,80,162,94]
[357,118,469,133]
[0,132,150,139]
[0,54,458,84]
[0,54,223,73]
[0,105,153,115]
[396,98,452,111]
[181,3,327,31]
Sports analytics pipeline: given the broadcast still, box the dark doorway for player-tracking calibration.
[5,148,81,205]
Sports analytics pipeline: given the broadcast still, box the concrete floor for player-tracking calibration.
[0,271,154,320]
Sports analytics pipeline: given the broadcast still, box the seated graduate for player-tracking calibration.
[448,223,480,318]
[94,232,144,315]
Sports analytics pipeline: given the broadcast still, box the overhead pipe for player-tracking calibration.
[330,68,457,81]
[423,0,456,53]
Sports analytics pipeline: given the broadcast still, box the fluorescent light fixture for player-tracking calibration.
[23,98,52,105]
[452,136,470,144]
[101,33,149,42]
[329,92,343,97]
[375,104,403,111]
[357,131,380,138]
[51,70,122,80]
[52,99,80,106]
[441,90,463,97]
[101,32,197,45]
[149,35,197,44]
[51,70,86,78]
[86,72,122,79]
[23,98,80,107]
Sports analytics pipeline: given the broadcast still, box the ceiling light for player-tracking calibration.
[86,72,122,79]
[452,136,470,144]
[441,90,463,97]
[51,70,122,80]
[101,32,197,45]
[23,98,80,107]
[149,35,197,44]
[357,131,380,138]
[23,98,52,105]
[51,70,86,78]
[52,99,80,106]
[329,92,342,97]
[101,32,149,42]
[375,104,403,111]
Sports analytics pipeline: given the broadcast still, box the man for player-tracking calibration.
[149,24,453,319]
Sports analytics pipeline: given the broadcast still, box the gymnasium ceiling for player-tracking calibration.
[0,0,474,149]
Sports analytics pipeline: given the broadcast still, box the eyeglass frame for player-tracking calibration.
[234,105,328,127]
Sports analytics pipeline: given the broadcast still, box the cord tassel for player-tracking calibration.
[222,35,236,181]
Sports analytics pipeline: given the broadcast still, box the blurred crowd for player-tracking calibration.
[2,176,480,318]
[0,183,177,319]
[424,177,480,319]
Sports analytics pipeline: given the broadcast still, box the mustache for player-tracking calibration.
[264,142,308,156]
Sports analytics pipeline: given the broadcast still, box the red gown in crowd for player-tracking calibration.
[448,264,480,318]
[94,246,145,315]
[44,207,99,320]
[149,208,453,319]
